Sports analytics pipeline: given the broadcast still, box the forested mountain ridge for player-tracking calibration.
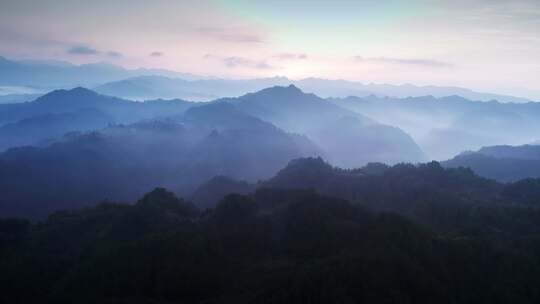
[190,156,540,231]
[0,104,320,218]
[2,171,540,303]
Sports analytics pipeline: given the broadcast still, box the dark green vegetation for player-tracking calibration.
[2,158,540,303]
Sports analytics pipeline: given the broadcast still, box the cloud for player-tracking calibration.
[274,53,308,60]
[67,46,100,55]
[67,45,123,59]
[354,56,453,68]
[106,51,122,58]
[204,54,274,69]
[150,51,163,57]
[196,27,264,43]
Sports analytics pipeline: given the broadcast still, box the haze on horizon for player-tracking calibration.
[1,0,539,99]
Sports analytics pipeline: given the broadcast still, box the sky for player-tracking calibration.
[0,0,539,98]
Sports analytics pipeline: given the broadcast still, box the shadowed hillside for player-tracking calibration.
[2,176,540,303]
[443,144,540,182]
[0,103,320,218]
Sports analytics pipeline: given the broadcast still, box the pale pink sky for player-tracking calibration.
[0,0,539,98]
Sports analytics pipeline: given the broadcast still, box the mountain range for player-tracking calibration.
[443,144,540,182]
[225,85,425,167]
[0,82,539,217]
[0,85,424,217]
[330,95,540,159]
[94,74,534,103]
[0,56,202,92]
[0,100,319,218]
[0,55,534,103]
[0,88,195,150]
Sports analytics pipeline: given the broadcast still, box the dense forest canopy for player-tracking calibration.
[2,158,540,303]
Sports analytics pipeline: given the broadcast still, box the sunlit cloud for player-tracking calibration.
[67,46,123,59]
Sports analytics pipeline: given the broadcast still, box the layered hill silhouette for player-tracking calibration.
[92,73,533,102]
[0,109,112,150]
[0,88,195,150]
[2,85,539,218]
[0,56,199,89]
[0,101,320,218]
[331,95,540,159]
[443,144,540,182]
[189,156,540,228]
[95,75,218,101]
[0,85,426,164]
[224,85,426,167]
[0,87,195,125]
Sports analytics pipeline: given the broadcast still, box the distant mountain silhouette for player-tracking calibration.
[0,88,195,150]
[230,85,374,130]
[0,87,195,124]
[94,74,533,103]
[0,93,41,104]
[95,75,219,101]
[227,85,426,167]
[331,95,540,159]
[296,78,533,102]
[95,75,293,101]
[0,102,320,218]
[443,144,540,182]
[0,109,112,150]
[0,55,201,89]
[477,145,540,160]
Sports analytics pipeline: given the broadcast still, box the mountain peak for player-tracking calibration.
[41,87,98,100]
[255,84,305,96]
[69,86,99,95]
[287,84,300,90]
[264,157,335,189]
[33,87,108,108]
[283,84,303,93]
